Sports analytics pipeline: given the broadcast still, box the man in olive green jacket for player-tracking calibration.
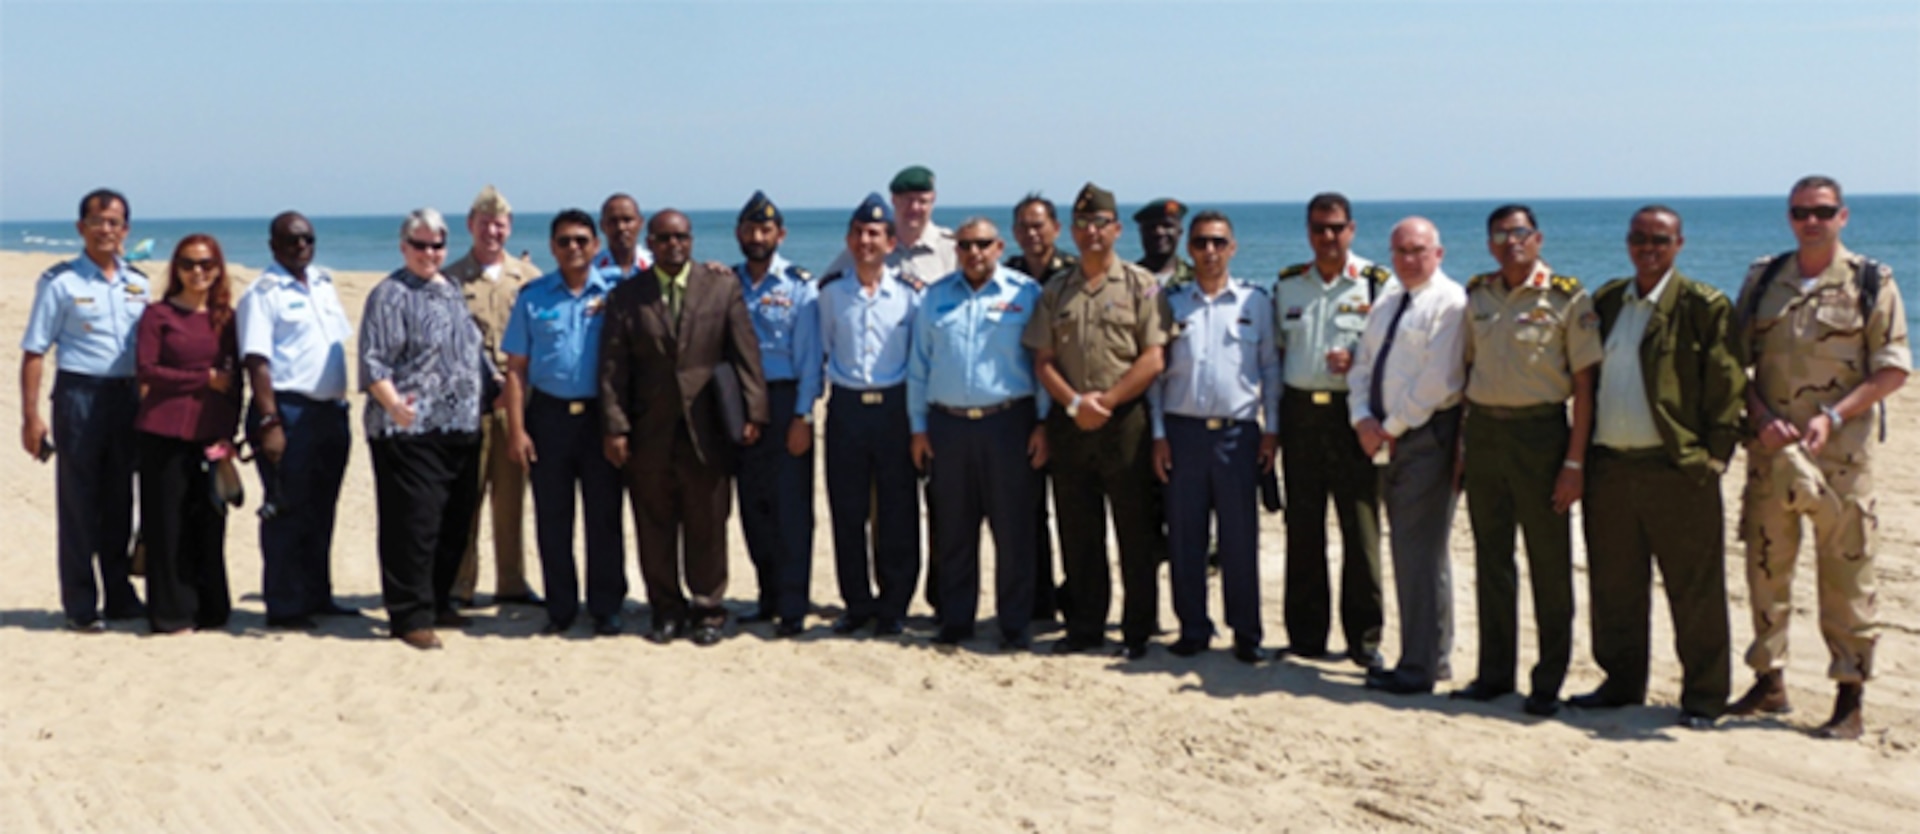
[1571,205,1745,729]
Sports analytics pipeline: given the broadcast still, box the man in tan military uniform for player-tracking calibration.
[1455,204,1603,718]
[445,185,542,607]
[1730,175,1909,740]
[1022,182,1169,660]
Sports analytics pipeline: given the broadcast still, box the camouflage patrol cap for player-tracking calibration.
[1073,183,1117,216]
[852,192,894,225]
[738,190,782,226]
[889,165,936,194]
[1132,198,1187,224]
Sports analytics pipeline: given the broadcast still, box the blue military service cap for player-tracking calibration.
[852,191,893,225]
[739,190,782,225]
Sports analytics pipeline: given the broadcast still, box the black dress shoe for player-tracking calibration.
[932,627,973,646]
[774,618,805,638]
[740,607,776,624]
[999,634,1032,652]
[1168,637,1208,657]
[1233,642,1270,664]
[494,592,543,607]
[1567,690,1638,710]
[1449,680,1516,702]
[690,624,724,646]
[320,602,365,618]
[1364,672,1433,696]
[830,614,871,635]
[65,617,105,633]
[434,609,471,628]
[592,615,624,636]
[1118,641,1149,661]
[1522,694,1561,717]
[1050,635,1104,655]
[540,618,575,635]
[103,602,147,620]
[1676,710,1718,730]
[449,595,478,610]
[1347,649,1385,671]
[871,617,904,637]
[646,620,683,644]
[266,615,318,630]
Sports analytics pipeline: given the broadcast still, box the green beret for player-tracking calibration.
[1132,198,1186,223]
[889,165,936,194]
[1073,182,1117,216]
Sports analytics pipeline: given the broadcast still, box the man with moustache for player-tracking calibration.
[445,185,541,609]
[1348,217,1468,696]
[594,193,653,278]
[1728,176,1909,739]
[1134,198,1194,287]
[1271,192,1395,670]
[236,210,361,629]
[501,210,629,637]
[600,210,768,646]
[909,217,1048,650]
[1453,205,1603,718]
[1022,183,1168,661]
[20,189,150,630]
[732,191,820,637]
[1572,205,1743,730]
[1005,192,1078,622]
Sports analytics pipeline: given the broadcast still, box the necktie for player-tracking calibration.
[1368,291,1413,421]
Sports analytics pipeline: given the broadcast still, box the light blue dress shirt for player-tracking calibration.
[800,266,922,409]
[235,263,354,401]
[907,267,1051,433]
[501,268,621,401]
[735,254,819,384]
[1148,277,1282,439]
[20,256,151,378]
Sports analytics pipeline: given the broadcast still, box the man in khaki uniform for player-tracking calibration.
[1454,204,1603,717]
[1022,182,1168,661]
[445,185,542,607]
[1730,175,1909,740]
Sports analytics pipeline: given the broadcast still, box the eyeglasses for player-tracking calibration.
[1393,245,1435,258]
[82,217,127,231]
[649,231,692,243]
[1191,235,1232,250]
[1072,215,1118,230]
[405,238,447,252]
[275,233,316,246]
[954,239,998,252]
[555,235,594,249]
[1626,232,1676,247]
[1489,227,1537,245]
[178,258,220,273]
[1309,222,1350,237]
[1789,205,1841,221]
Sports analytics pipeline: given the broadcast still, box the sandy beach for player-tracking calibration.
[1,248,1916,832]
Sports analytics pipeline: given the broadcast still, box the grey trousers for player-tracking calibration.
[1382,406,1461,686]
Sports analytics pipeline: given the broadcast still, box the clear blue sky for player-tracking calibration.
[3,0,1915,221]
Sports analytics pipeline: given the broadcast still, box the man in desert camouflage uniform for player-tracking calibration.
[1729,175,1909,740]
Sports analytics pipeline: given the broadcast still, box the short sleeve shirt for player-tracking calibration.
[1462,262,1604,407]
[1021,258,1168,392]
[20,256,151,377]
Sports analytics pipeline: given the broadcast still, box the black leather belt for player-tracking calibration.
[933,397,1031,420]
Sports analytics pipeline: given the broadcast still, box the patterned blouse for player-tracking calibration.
[358,268,487,439]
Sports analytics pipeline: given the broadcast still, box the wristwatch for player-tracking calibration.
[1066,394,1083,419]
[1820,403,1844,429]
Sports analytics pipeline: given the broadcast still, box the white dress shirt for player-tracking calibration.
[1592,270,1672,450]
[1346,271,1467,437]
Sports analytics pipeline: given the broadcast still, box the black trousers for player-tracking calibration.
[1164,416,1262,645]
[137,432,231,632]
[824,384,920,621]
[1279,387,1383,657]
[370,433,481,635]
[927,403,1038,640]
[736,381,815,620]
[51,372,141,623]
[249,393,351,619]
[1047,400,1162,647]
[526,391,627,625]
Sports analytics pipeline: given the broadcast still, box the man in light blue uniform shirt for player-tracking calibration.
[803,193,925,637]
[1148,210,1281,663]
[732,191,820,637]
[908,217,1050,650]
[501,209,630,637]
[19,188,150,630]
[237,210,359,629]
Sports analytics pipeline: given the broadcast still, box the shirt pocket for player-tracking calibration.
[1811,301,1865,359]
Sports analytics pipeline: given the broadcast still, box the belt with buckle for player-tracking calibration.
[862,391,885,405]
[1205,418,1230,430]
[834,384,897,406]
[1468,401,1564,421]
[933,398,1029,420]
[532,389,595,416]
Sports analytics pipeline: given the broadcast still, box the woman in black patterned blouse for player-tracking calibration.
[359,207,489,650]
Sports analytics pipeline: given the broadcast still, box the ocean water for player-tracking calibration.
[6,195,1916,321]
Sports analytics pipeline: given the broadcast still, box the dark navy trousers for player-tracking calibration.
[736,381,815,620]
[1164,415,1263,645]
[51,372,141,623]
[926,403,1038,640]
[824,384,920,621]
[525,390,627,625]
[249,393,350,619]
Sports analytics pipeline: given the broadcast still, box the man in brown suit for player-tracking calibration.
[600,209,768,646]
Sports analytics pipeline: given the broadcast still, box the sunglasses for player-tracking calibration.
[1309,221,1350,236]
[1790,205,1841,221]
[649,231,692,243]
[275,233,316,246]
[405,238,447,252]
[1191,235,1232,250]
[1627,232,1676,247]
[554,234,594,249]
[1072,215,1118,230]
[955,239,998,252]
[177,258,220,272]
[1489,227,1537,245]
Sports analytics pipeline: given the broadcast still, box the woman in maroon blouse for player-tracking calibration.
[135,234,243,633]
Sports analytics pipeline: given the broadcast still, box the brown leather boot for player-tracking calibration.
[1726,670,1790,716]
[1812,684,1864,740]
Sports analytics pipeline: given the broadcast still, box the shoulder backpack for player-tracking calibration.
[1741,253,1888,440]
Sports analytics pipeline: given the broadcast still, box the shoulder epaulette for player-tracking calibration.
[125,263,149,279]
[1466,272,1499,292]
[818,270,847,287]
[1550,274,1582,295]
[1360,264,1391,285]
[893,272,927,292]
[783,264,813,283]
[1277,263,1310,281]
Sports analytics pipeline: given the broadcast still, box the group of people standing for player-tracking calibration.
[20,171,1902,741]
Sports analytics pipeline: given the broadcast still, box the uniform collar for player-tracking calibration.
[735,253,791,287]
[74,254,132,284]
[263,262,327,287]
[1626,269,1674,305]
[1315,254,1365,283]
[896,224,946,256]
[1183,276,1243,302]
